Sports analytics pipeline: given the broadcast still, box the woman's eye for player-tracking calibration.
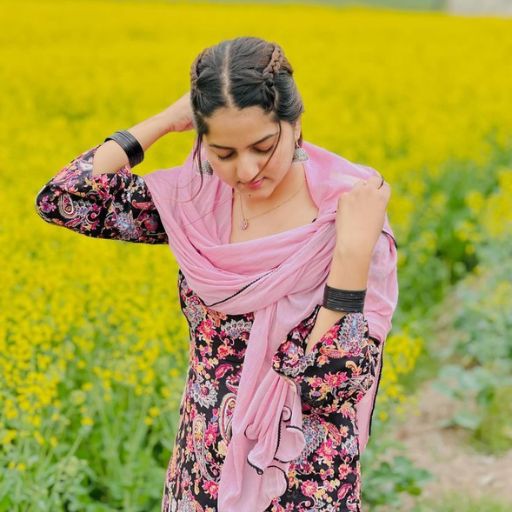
[217,146,273,161]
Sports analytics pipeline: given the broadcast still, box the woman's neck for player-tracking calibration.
[239,161,306,214]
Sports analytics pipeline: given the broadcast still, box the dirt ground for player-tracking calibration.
[393,380,512,510]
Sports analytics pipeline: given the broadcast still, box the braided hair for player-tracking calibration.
[259,45,284,112]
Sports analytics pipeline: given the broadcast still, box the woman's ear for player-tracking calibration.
[293,118,302,143]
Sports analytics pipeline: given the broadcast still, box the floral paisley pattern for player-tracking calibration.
[35,144,384,511]
[35,143,168,244]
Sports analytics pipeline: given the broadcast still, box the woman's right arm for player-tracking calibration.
[34,143,169,244]
[35,92,193,244]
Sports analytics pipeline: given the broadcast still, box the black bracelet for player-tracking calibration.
[322,284,366,313]
[104,130,144,168]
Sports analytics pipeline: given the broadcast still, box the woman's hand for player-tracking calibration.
[161,91,195,133]
[334,173,391,261]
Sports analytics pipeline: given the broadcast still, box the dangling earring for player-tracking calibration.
[292,140,309,162]
[201,159,213,175]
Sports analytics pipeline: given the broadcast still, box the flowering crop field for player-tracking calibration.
[2,1,511,509]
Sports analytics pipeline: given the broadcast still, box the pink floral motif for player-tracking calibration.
[301,479,319,497]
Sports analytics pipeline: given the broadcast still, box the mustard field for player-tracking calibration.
[2,1,511,509]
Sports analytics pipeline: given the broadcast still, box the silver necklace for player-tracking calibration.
[237,179,305,230]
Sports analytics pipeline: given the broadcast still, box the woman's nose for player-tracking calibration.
[236,159,261,183]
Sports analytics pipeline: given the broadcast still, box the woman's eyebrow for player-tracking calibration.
[208,132,278,150]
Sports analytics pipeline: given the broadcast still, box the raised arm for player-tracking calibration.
[34,143,169,244]
[35,92,194,244]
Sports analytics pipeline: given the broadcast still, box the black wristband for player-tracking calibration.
[104,129,144,168]
[322,284,366,313]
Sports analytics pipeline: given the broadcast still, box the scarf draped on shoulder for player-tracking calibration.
[143,138,399,511]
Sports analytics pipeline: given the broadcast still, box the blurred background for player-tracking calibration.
[2,0,511,510]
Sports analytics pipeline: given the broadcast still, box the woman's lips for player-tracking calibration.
[246,178,265,189]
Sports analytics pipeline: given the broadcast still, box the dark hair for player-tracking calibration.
[187,36,305,201]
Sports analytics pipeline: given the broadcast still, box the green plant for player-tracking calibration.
[361,422,433,509]
[430,238,512,453]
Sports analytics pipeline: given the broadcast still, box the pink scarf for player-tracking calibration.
[143,138,398,511]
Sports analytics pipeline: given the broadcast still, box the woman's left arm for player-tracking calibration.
[271,242,380,411]
[272,171,394,411]
[305,250,371,356]
[304,167,389,358]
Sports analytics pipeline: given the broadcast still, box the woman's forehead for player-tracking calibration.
[205,107,281,148]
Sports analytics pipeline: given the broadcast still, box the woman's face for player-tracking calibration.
[203,105,302,202]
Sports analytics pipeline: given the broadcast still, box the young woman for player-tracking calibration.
[35,36,398,512]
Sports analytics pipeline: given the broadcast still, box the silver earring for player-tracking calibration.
[201,159,213,175]
[292,141,309,162]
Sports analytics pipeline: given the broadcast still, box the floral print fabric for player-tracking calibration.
[35,144,383,511]
[35,144,168,244]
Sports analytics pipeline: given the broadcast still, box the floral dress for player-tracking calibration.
[35,144,384,512]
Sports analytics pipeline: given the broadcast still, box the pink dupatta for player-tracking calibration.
[143,138,399,511]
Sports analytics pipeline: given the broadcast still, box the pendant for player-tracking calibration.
[240,218,249,230]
